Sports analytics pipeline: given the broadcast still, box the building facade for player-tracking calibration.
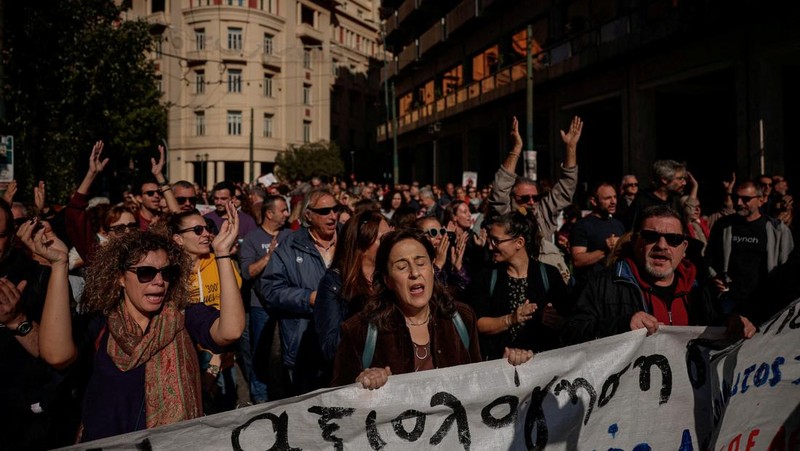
[379,0,799,201]
[126,0,382,187]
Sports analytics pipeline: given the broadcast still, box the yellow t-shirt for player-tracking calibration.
[189,253,243,310]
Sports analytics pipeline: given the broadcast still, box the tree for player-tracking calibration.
[2,0,166,203]
[275,141,345,182]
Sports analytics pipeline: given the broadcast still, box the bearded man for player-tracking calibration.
[563,205,755,345]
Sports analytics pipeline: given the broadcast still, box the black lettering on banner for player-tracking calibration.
[598,363,631,407]
[790,306,800,329]
[391,410,426,442]
[231,411,301,451]
[634,354,672,405]
[775,305,795,335]
[307,406,355,451]
[481,396,519,429]
[429,392,470,448]
[524,376,558,450]
[365,410,387,450]
[554,378,597,425]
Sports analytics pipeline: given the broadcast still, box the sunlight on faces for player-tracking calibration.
[139,182,161,210]
[419,217,444,248]
[488,223,522,264]
[666,170,687,194]
[365,220,391,263]
[306,194,338,237]
[172,214,212,257]
[454,202,472,230]
[214,189,233,214]
[384,239,434,316]
[593,185,618,216]
[267,198,290,228]
[622,176,639,196]
[391,193,402,210]
[513,183,539,210]
[107,211,137,238]
[173,185,198,212]
[735,185,764,219]
[119,250,171,320]
[634,216,687,285]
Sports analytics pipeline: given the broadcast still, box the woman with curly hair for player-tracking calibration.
[331,228,532,389]
[18,206,244,442]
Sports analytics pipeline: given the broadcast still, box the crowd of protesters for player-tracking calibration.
[1,115,797,448]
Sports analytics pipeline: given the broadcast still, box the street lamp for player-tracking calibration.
[195,153,208,190]
[428,122,441,186]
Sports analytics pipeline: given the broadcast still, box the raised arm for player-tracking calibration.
[152,145,180,213]
[488,117,523,215]
[67,141,109,264]
[559,116,582,169]
[208,201,245,346]
[77,141,108,195]
[17,219,77,369]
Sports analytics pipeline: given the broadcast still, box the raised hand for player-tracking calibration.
[211,201,239,255]
[2,180,17,203]
[0,278,27,326]
[17,219,69,265]
[451,231,468,271]
[88,141,109,176]
[33,181,46,212]
[151,145,167,177]
[560,116,583,149]
[510,116,523,153]
[433,232,449,270]
[722,172,736,194]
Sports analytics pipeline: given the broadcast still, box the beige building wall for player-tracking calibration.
[125,0,381,188]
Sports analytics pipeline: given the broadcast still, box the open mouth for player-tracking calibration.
[409,283,425,295]
[649,254,670,264]
[144,292,166,305]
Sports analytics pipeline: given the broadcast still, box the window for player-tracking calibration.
[228,27,243,51]
[300,5,315,26]
[152,0,165,13]
[227,0,245,5]
[228,111,243,135]
[228,69,242,93]
[195,70,205,94]
[303,84,312,105]
[260,0,274,12]
[263,113,273,137]
[263,33,273,55]
[195,29,206,51]
[263,74,273,97]
[303,121,311,143]
[195,111,206,136]
[303,48,312,69]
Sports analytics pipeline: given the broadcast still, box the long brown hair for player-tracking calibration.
[362,228,456,331]
[332,210,386,301]
[82,231,192,315]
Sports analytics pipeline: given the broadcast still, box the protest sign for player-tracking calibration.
[65,300,800,450]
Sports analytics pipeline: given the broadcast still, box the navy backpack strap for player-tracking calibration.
[362,323,378,369]
[539,261,549,293]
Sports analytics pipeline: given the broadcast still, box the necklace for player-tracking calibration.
[413,342,430,360]
[405,315,430,327]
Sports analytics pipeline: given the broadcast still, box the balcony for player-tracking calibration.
[185,50,209,66]
[418,19,445,56]
[297,23,324,45]
[445,0,478,36]
[397,41,418,71]
[261,53,281,72]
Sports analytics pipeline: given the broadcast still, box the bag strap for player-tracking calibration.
[362,311,471,369]
[489,268,498,297]
[539,261,549,293]
[362,323,378,370]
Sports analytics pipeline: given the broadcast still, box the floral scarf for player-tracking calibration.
[106,302,202,429]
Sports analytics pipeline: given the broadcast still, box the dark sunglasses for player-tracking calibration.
[307,205,345,216]
[733,194,758,204]
[108,222,138,234]
[176,224,213,235]
[126,265,180,283]
[514,194,542,204]
[638,230,686,247]
[176,196,198,205]
[142,190,161,197]
[760,182,772,187]
[426,227,447,237]
[624,183,639,188]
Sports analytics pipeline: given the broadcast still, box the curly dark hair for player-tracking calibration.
[363,228,456,331]
[82,231,192,315]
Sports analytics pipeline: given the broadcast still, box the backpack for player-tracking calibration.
[489,260,550,297]
[361,311,470,370]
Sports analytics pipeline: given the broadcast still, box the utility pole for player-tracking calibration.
[525,24,537,181]
[249,108,254,183]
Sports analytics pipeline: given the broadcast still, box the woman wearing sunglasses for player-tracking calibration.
[314,210,390,381]
[415,216,469,297]
[167,206,243,413]
[19,214,244,442]
[472,210,569,359]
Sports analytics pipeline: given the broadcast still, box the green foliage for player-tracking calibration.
[276,141,345,182]
[2,0,166,203]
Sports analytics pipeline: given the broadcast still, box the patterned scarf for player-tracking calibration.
[106,301,202,429]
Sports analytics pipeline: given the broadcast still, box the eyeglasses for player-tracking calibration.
[176,224,213,236]
[733,194,758,204]
[514,194,542,204]
[426,227,447,237]
[623,183,639,188]
[126,265,180,283]
[176,196,198,205]
[142,190,161,197]
[638,230,686,247]
[108,222,138,234]
[760,182,772,187]
[307,205,345,216]
[487,235,517,247]
[235,195,244,201]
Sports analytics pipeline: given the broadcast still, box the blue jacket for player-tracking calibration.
[260,228,328,368]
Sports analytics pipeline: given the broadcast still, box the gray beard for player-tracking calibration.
[644,261,674,281]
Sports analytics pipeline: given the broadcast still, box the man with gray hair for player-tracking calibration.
[419,187,440,220]
[624,159,688,230]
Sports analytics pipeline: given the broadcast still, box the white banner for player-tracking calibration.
[65,300,800,450]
